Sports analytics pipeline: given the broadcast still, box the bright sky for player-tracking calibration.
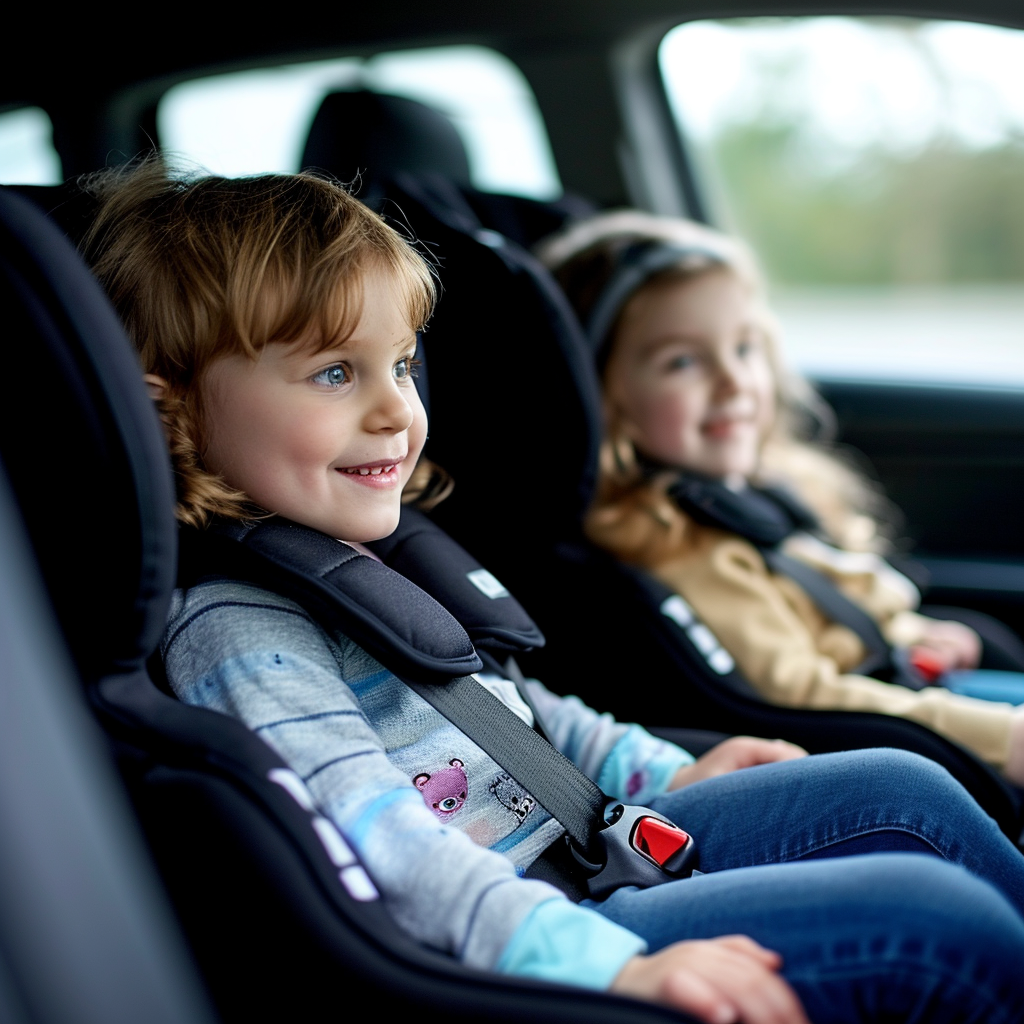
[661,18,1024,156]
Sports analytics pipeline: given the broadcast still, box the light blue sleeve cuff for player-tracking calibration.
[597,726,695,804]
[496,898,647,990]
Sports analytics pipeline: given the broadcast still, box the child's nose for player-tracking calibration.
[713,358,743,397]
[365,381,415,433]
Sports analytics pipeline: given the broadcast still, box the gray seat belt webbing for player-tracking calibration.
[762,549,891,663]
[404,674,606,859]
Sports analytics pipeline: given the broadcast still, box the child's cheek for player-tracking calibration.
[648,395,696,449]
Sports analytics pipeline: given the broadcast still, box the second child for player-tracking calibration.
[539,210,1024,783]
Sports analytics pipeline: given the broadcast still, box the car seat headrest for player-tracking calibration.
[374,174,602,558]
[0,188,177,684]
[302,91,472,190]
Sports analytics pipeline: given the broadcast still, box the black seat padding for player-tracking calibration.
[0,186,694,1024]
[304,90,473,189]
[362,175,1023,840]
[301,89,595,249]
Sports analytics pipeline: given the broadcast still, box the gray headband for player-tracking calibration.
[585,241,726,369]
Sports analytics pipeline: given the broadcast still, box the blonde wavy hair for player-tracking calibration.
[81,160,450,527]
[537,211,894,561]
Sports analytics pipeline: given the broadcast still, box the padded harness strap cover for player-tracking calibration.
[368,506,545,653]
[180,517,608,859]
[179,519,483,680]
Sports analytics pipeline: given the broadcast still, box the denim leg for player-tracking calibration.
[587,854,1024,1024]
[645,747,1024,916]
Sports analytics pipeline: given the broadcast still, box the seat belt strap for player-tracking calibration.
[403,673,606,860]
[762,550,890,658]
[761,549,926,688]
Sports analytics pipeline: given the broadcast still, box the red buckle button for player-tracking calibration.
[631,816,690,866]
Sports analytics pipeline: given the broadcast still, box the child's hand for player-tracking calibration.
[669,737,806,791]
[611,937,810,1024]
[913,619,981,671]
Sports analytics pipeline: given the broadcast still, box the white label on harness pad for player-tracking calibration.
[467,568,510,599]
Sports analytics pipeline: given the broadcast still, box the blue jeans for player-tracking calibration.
[587,749,1024,1023]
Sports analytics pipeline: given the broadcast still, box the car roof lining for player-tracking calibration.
[5,0,1024,108]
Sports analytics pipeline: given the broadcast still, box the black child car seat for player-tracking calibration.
[0,185,704,1024]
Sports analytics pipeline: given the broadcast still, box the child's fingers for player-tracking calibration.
[659,967,739,1024]
[678,944,808,1024]
[614,940,809,1024]
[715,934,784,969]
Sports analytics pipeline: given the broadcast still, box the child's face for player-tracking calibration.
[603,267,775,482]
[200,270,427,542]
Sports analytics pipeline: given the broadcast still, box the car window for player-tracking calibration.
[158,46,562,199]
[0,106,61,184]
[660,17,1024,386]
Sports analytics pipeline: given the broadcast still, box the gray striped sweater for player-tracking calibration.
[162,578,692,987]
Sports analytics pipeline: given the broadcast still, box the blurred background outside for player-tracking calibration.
[661,17,1024,385]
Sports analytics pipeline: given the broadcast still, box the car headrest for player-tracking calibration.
[301,90,472,189]
[0,188,177,684]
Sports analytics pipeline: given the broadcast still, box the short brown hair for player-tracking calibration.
[82,160,440,525]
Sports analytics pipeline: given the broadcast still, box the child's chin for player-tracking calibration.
[340,509,402,544]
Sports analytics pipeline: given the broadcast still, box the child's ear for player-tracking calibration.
[142,373,169,402]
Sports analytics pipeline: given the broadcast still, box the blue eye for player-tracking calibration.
[667,354,697,371]
[313,364,348,388]
[737,336,761,360]
[394,357,419,380]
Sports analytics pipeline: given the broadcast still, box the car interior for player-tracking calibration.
[2,1,1022,1020]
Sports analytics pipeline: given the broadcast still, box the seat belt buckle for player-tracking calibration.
[570,803,698,900]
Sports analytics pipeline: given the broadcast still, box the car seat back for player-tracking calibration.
[301,89,595,249]
[0,186,691,1024]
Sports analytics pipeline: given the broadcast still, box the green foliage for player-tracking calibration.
[686,30,1024,290]
[706,117,1024,286]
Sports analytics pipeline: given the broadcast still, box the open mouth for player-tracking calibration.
[342,464,399,477]
[336,457,406,487]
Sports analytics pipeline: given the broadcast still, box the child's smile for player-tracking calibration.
[338,459,406,487]
[200,269,427,542]
[602,267,775,483]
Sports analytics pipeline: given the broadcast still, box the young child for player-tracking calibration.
[538,210,1024,783]
[82,163,1024,1024]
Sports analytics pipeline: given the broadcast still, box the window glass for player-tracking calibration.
[0,107,61,184]
[158,46,561,199]
[660,18,1024,385]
